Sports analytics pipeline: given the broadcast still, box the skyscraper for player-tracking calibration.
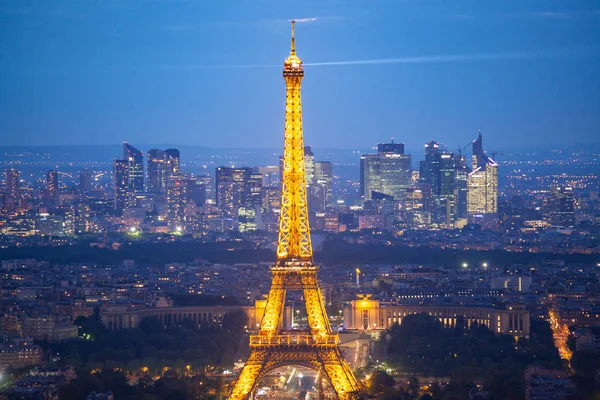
[360,140,411,201]
[165,148,180,173]
[198,174,214,203]
[419,140,457,227]
[215,167,252,218]
[45,170,59,206]
[454,155,469,225]
[5,168,20,199]
[123,142,144,193]
[548,186,575,228]
[79,169,92,193]
[186,176,207,207]
[311,161,333,211]
[166,175,188,232]
[304,146,315,184]
[2,168,20,212]
[147,149,170,194]
[238,173,263,232]
[113,159,133,213]
[467,132,498,216]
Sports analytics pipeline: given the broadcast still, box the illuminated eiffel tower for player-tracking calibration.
[228,22,362,400]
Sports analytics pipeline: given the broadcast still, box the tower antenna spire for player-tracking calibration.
[290,20,296,55]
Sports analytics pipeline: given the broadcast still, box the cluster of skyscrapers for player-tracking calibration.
[1,133,580,237]
[360,132,498,229]
[112,143,213,232]
[109,142,334,234]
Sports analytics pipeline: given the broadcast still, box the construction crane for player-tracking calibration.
[457,140,472,157]
[490,151,504,160]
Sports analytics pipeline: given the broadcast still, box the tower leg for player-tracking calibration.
[318,372,324,400]
[228,352,266,400]
[258,274,286,334]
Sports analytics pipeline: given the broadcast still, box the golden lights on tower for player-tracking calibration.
[276,19,312,262]
[227,22,362,400]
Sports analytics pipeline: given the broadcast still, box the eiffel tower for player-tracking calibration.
[227,22,362,400]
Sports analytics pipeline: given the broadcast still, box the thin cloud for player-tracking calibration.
[305,47,599,67]
[502,10,600,19]
[259,16,345,24]
[129,46,599,71]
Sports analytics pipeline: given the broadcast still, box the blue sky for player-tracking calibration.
[1,0,599,150]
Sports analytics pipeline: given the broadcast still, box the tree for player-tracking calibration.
[429,382,443,400]
[222,310,248,332]
[408,376,420,394]
[140,316,164,335]
[380,387,404,400]
[180,317,196,330]
[368,370,395,395]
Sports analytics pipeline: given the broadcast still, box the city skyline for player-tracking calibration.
[1,1,599,149]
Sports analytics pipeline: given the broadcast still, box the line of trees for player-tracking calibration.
[362,313,563,400]
[40,311,248,399]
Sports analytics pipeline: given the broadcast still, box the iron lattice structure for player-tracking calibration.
[228,22,362,400]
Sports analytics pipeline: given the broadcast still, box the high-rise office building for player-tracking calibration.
[257,166,280,187]
[454,156,469,225]
[420,141,441,190]
[310,161,333,212]
[186,176,207,207]
[2,168,20,212]
[215,167,252,218]
[548,186,575,228]
[45,170,59,205]
[402,186,431,229]
[113,159,133,213]
[165,148,180,173]
[198,174,214,203]
[467,132,498,216]
[79,169,92,193]
[419,140,457,227]
[238,173,263,232]
[123,143,144,193]
[166,175,188,232]
[215,167,263,231]
[147,149,170,194]
[5,168,20,199]
[304,146,315,184]
[148,148,180,194]
[360,140,411,201]
[75,202,91,234]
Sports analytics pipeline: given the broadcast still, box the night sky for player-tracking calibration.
[1,0,599,150]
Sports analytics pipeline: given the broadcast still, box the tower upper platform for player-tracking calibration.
[284,21,303,76]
